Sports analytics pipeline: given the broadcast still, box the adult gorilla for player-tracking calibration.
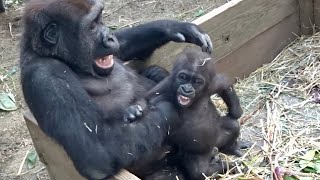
[20,0,212,179]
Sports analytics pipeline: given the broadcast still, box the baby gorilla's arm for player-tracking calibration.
[209,74,243,119]
[123,77,173,122]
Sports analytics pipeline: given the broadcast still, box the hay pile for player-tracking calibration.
[213,33,320,180]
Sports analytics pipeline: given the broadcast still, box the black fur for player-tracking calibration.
[126,48,244,179]
[140,65,170,83]
[0,0,4,13]
[19,0,213,179]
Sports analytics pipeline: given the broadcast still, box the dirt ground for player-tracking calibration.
[0,0,228,179]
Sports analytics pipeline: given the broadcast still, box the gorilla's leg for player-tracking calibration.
[218,117,243,157]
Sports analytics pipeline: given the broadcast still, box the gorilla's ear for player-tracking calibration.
[43,23,58,45]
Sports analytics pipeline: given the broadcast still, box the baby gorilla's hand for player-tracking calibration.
[123,99,148,123]
[123,104,143,123]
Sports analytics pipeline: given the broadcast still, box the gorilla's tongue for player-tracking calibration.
[95,55,114,69]
[178,95,190,106]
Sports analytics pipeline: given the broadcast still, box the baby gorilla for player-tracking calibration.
[125,48,244,179]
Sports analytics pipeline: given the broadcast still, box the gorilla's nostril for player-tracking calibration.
[103,34,120,50]
[182,84,193,93]
[107,37,114,42]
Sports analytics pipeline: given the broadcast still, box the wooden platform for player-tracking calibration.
[23,0,320,179]
[24,112,141,180]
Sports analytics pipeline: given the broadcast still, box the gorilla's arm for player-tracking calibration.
[21,59,179,180]
[124,77,172,122]
[0,0,4,13]
[114,20,212,61]
[210,74,243,119]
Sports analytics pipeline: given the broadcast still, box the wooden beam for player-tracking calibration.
[24,112,140,180]
[298,0,314,35]
[314,0,320,31]
[215,12,300,79]
[146,0,298,71]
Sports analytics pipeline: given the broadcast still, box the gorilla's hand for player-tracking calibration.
[123,99,148,123]
[123,104,143,123]
[167,21,213,54]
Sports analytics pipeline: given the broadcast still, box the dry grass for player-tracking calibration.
[212,33,320,180]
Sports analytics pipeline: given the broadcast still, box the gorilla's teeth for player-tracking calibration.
[178,95,190,106]
[95,55,114,69]
[181,96,189,100]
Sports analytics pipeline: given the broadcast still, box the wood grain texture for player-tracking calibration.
[298,0,314,35]
[146,0,298,71]
[24,112,140,180]
[215,12,300,79]
[314,0,320,31]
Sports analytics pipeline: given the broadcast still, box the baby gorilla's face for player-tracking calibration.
[174,70,206,108]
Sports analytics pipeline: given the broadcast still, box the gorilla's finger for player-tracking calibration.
[232,150,243,157]
[204,34,213,54]
[124,116,132,123]
[135,107,142,117]
[199,34,212,54]
[190,27,212,54]
[137,105,143,112]
[129,113,136,120]
[238,140,252,149]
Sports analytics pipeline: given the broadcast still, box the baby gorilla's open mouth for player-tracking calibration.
[95,55,114,69]
[178,94,191,106]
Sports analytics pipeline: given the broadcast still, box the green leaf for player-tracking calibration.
[284,175,298,180]
[299,150,316,168]
[0,92,17,111]
[315,162,320,173]
[26,149,38,169]
[194,9,205,18]
[6,66,18,77]
[302,150,316,161]
[302,167,317,173]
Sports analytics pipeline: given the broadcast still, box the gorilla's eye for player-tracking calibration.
[90,14,101,31]
[90,21,98,31]
[178,73,188,81]
[193,78,204,85]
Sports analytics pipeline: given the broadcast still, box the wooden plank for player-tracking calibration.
[298,0,314,35]
[146,0,298,70]
[215,12,300,79]
[24,112,140,180]
[314,0,320,31]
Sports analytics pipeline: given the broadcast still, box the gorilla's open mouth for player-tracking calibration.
[95,55,114,69]
[177,94,191,106]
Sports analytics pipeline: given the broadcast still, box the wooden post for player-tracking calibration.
[24,112,140,180]
[298,0,314,35]
[314,0,320,31]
